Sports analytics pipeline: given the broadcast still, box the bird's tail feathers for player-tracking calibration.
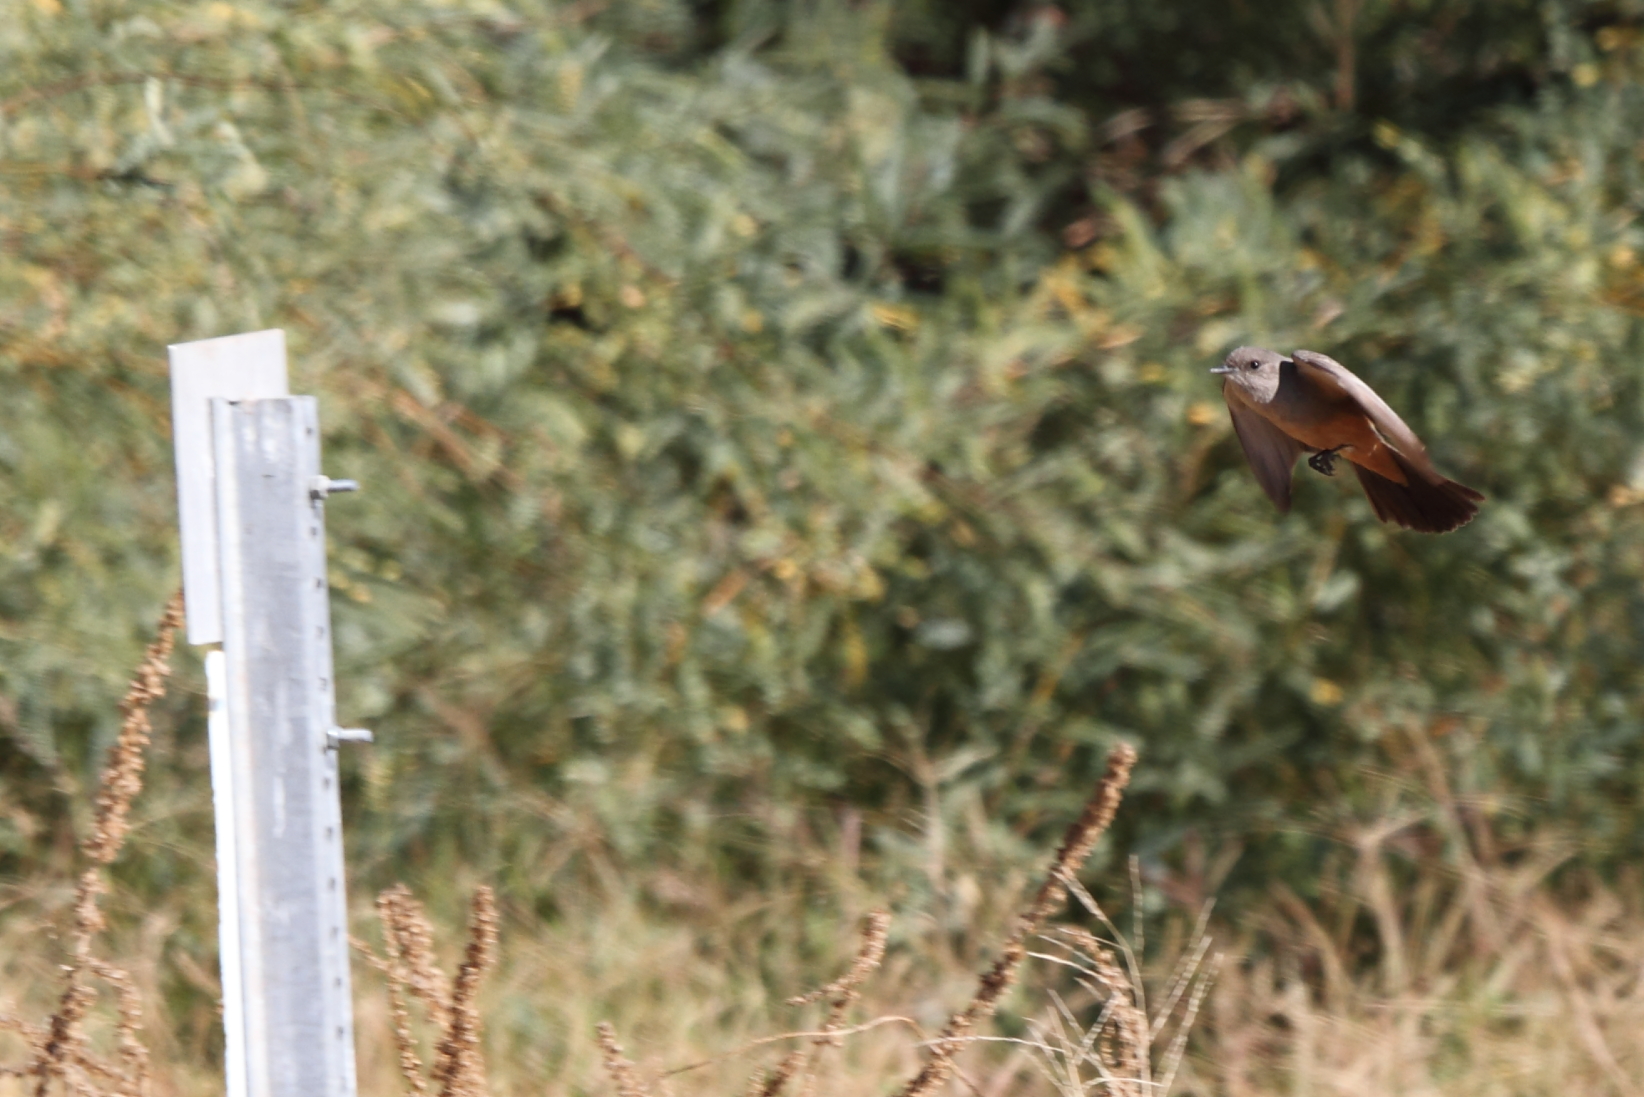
[1351,449,1484,533]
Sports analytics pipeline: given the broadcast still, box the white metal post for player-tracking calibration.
[169,332,364,1097]
[169,331,289,646]
[204,649,248,1097]
[212,396,358,1097]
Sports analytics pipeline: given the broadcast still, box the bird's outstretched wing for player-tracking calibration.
[1290,349,1443,482]
[1223,390,1304,511]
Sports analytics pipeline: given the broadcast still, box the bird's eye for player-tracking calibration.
[1246,362,1258,370]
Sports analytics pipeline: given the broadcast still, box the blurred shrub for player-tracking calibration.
[2,0,1644,915]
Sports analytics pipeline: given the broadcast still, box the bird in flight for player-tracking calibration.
[1212,346,1483,533]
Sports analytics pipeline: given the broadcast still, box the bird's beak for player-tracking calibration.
[1208,365,1234,375]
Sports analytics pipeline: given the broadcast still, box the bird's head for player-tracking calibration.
[1211,346,1286,402]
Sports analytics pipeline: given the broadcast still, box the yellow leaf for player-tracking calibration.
[1310,679,1344,706]
[870,303,918,332]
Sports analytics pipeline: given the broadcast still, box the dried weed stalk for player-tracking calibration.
[1013,917,1220,1097]
[379,883,455,1030]
[372,888,432,1097]
[895,742,1136,1097]
[431,887,498,1097]
[753,909,892,1097]
[596,1021,652,1097]
[368,883,499,1097]
[7,590,184,1097]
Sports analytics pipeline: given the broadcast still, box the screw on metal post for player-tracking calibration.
[327,727,374,749]
[309,476,361,501]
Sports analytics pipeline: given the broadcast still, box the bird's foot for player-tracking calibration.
[1308,447,1344,477]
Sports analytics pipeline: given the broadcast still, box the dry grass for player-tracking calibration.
[8,615,1644,1097]
[446,723,1644,1097]
[1196,856,1644,1096]
[584,742,1167,1097]
[1187,724,1644,1097]
[1004,888,1220,1097]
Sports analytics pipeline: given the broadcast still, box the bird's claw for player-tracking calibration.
[1308,447,1343,477]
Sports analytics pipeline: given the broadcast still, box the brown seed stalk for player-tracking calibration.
[432,886,498,1097]
[756,909,892,1096]
[597,1021,652,1097]
[895,742,1137,1097]
[378,883,454,1031]
[28,590,183,1096]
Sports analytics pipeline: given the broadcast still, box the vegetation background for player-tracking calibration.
[5,0,1644,1092]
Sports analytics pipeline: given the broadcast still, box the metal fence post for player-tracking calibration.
[212,396,358,1097]
[169,331,363,1097]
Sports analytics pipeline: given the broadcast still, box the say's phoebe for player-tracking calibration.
[1212,346,1483,533]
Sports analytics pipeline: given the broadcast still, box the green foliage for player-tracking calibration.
[4,0,1644,930]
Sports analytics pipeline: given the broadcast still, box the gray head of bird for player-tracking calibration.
[1210,345,1285,403]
